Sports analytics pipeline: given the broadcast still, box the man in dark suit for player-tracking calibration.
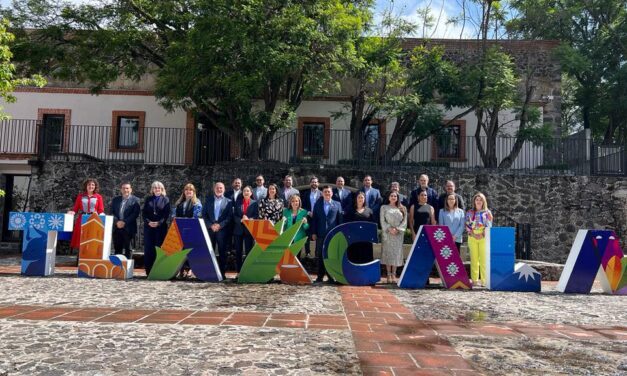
[437,180,465,211]
[359,175,382,218]
[280,175,299,203]
[383,181,409,207]
[409,174,439,212]
[311,185,343,283]
[109,182,141,259]
[203,182,233,278]
[332,176,353,213]
[300,176,321,257]
[225,177,242,203]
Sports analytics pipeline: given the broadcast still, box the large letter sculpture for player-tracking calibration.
[322,222,380,286]
[557,230,627,294]
[77,213,133,279]
[148,218,222,281]
[399,225,471,289]
[238,219,310,284]
[485,227,541,292]
[8,212,73,276]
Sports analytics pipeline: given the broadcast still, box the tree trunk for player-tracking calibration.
[499,82,535,168]
[259,130,277,160]
[384,116,415,161]
[250,130,262,162]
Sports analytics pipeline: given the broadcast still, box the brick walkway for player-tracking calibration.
[1,264,626,375]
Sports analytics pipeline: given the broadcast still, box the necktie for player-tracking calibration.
[119,199,127,219]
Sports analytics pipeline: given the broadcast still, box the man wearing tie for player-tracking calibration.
[359,175,382,218]
[225,178,243,203]
[332,176,353,213]
[203,182,233,278]
[252,175,267,201]
[311,185,343,283]
[300,176,321,257]
[109,182,140,259]
[280,175,299,203]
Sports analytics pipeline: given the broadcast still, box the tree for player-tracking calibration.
[0,18,45,119]
[6,0,372,160]
[508,0,627,143]
[330,11,413,162]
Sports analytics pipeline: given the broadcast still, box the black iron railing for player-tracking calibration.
[0,119,624,176]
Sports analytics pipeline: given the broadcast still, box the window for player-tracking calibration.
[431,120,466,161]
[37,108,71,154]
[110,111,145,152]
[303,123,325,156]
[297,117,330,158]
[117,116,140,148]
[361,119,386,159]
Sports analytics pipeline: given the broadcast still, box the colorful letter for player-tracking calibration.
[77,213,133,279]
[147,218,222,281]
[8,212,74,276]
[557,230,627,294]
[238,219,310,284]
[399,225,471,289]
[485,227,541,292]
[323,221,380,286]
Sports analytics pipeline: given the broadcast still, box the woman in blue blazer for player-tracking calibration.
[142,181,170,275]
[233,186,258,272]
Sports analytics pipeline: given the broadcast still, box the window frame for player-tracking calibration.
[431,119,466,162]
[296,117,330,159]
[110,111,145,153]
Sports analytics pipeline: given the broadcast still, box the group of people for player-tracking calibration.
[67,173,493,286]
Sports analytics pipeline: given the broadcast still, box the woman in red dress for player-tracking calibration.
[67,178,105,250]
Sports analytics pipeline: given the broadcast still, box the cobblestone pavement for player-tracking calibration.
[0,274,343,313]
[0,255,626,375]
[392,284,627,326]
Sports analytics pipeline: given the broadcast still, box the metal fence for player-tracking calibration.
[1,119,625,176]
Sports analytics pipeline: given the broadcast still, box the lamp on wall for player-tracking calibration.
[197,123,205,131]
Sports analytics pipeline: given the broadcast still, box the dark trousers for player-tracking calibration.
[113,228,133,259]
[315,234,330,281]
[143,224,167,275]
[209,229,230,277]
[234,232,254,272]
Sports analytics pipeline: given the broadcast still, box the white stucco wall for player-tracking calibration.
[0,90,544,169]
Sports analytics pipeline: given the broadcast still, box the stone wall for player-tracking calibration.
[26,161,626,263]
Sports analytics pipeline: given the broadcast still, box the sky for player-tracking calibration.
[374,0,479,38]
[0,0,480,39]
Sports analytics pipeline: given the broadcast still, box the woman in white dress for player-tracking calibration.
[380,191,407,283]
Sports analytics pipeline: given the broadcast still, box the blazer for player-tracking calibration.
[311,199,343,237]
[280,187,300,202]
[410,186,439,213]
[225,189,242,203]
[332,187,353,213]
[252,186,267,201]
[110,195,141,236]
[282,208,309,241]
[142,195,170,227]
[300,188,322,213]
[233,199,259,236]
[359,187,382,213]
[202,195,233,229]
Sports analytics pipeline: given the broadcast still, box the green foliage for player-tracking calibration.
[508,0,627,143]
[5,0,372,140]
[0,19,46,119]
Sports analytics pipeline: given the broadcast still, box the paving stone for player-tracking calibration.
[0,320,361,375]
[0,274,343,314]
